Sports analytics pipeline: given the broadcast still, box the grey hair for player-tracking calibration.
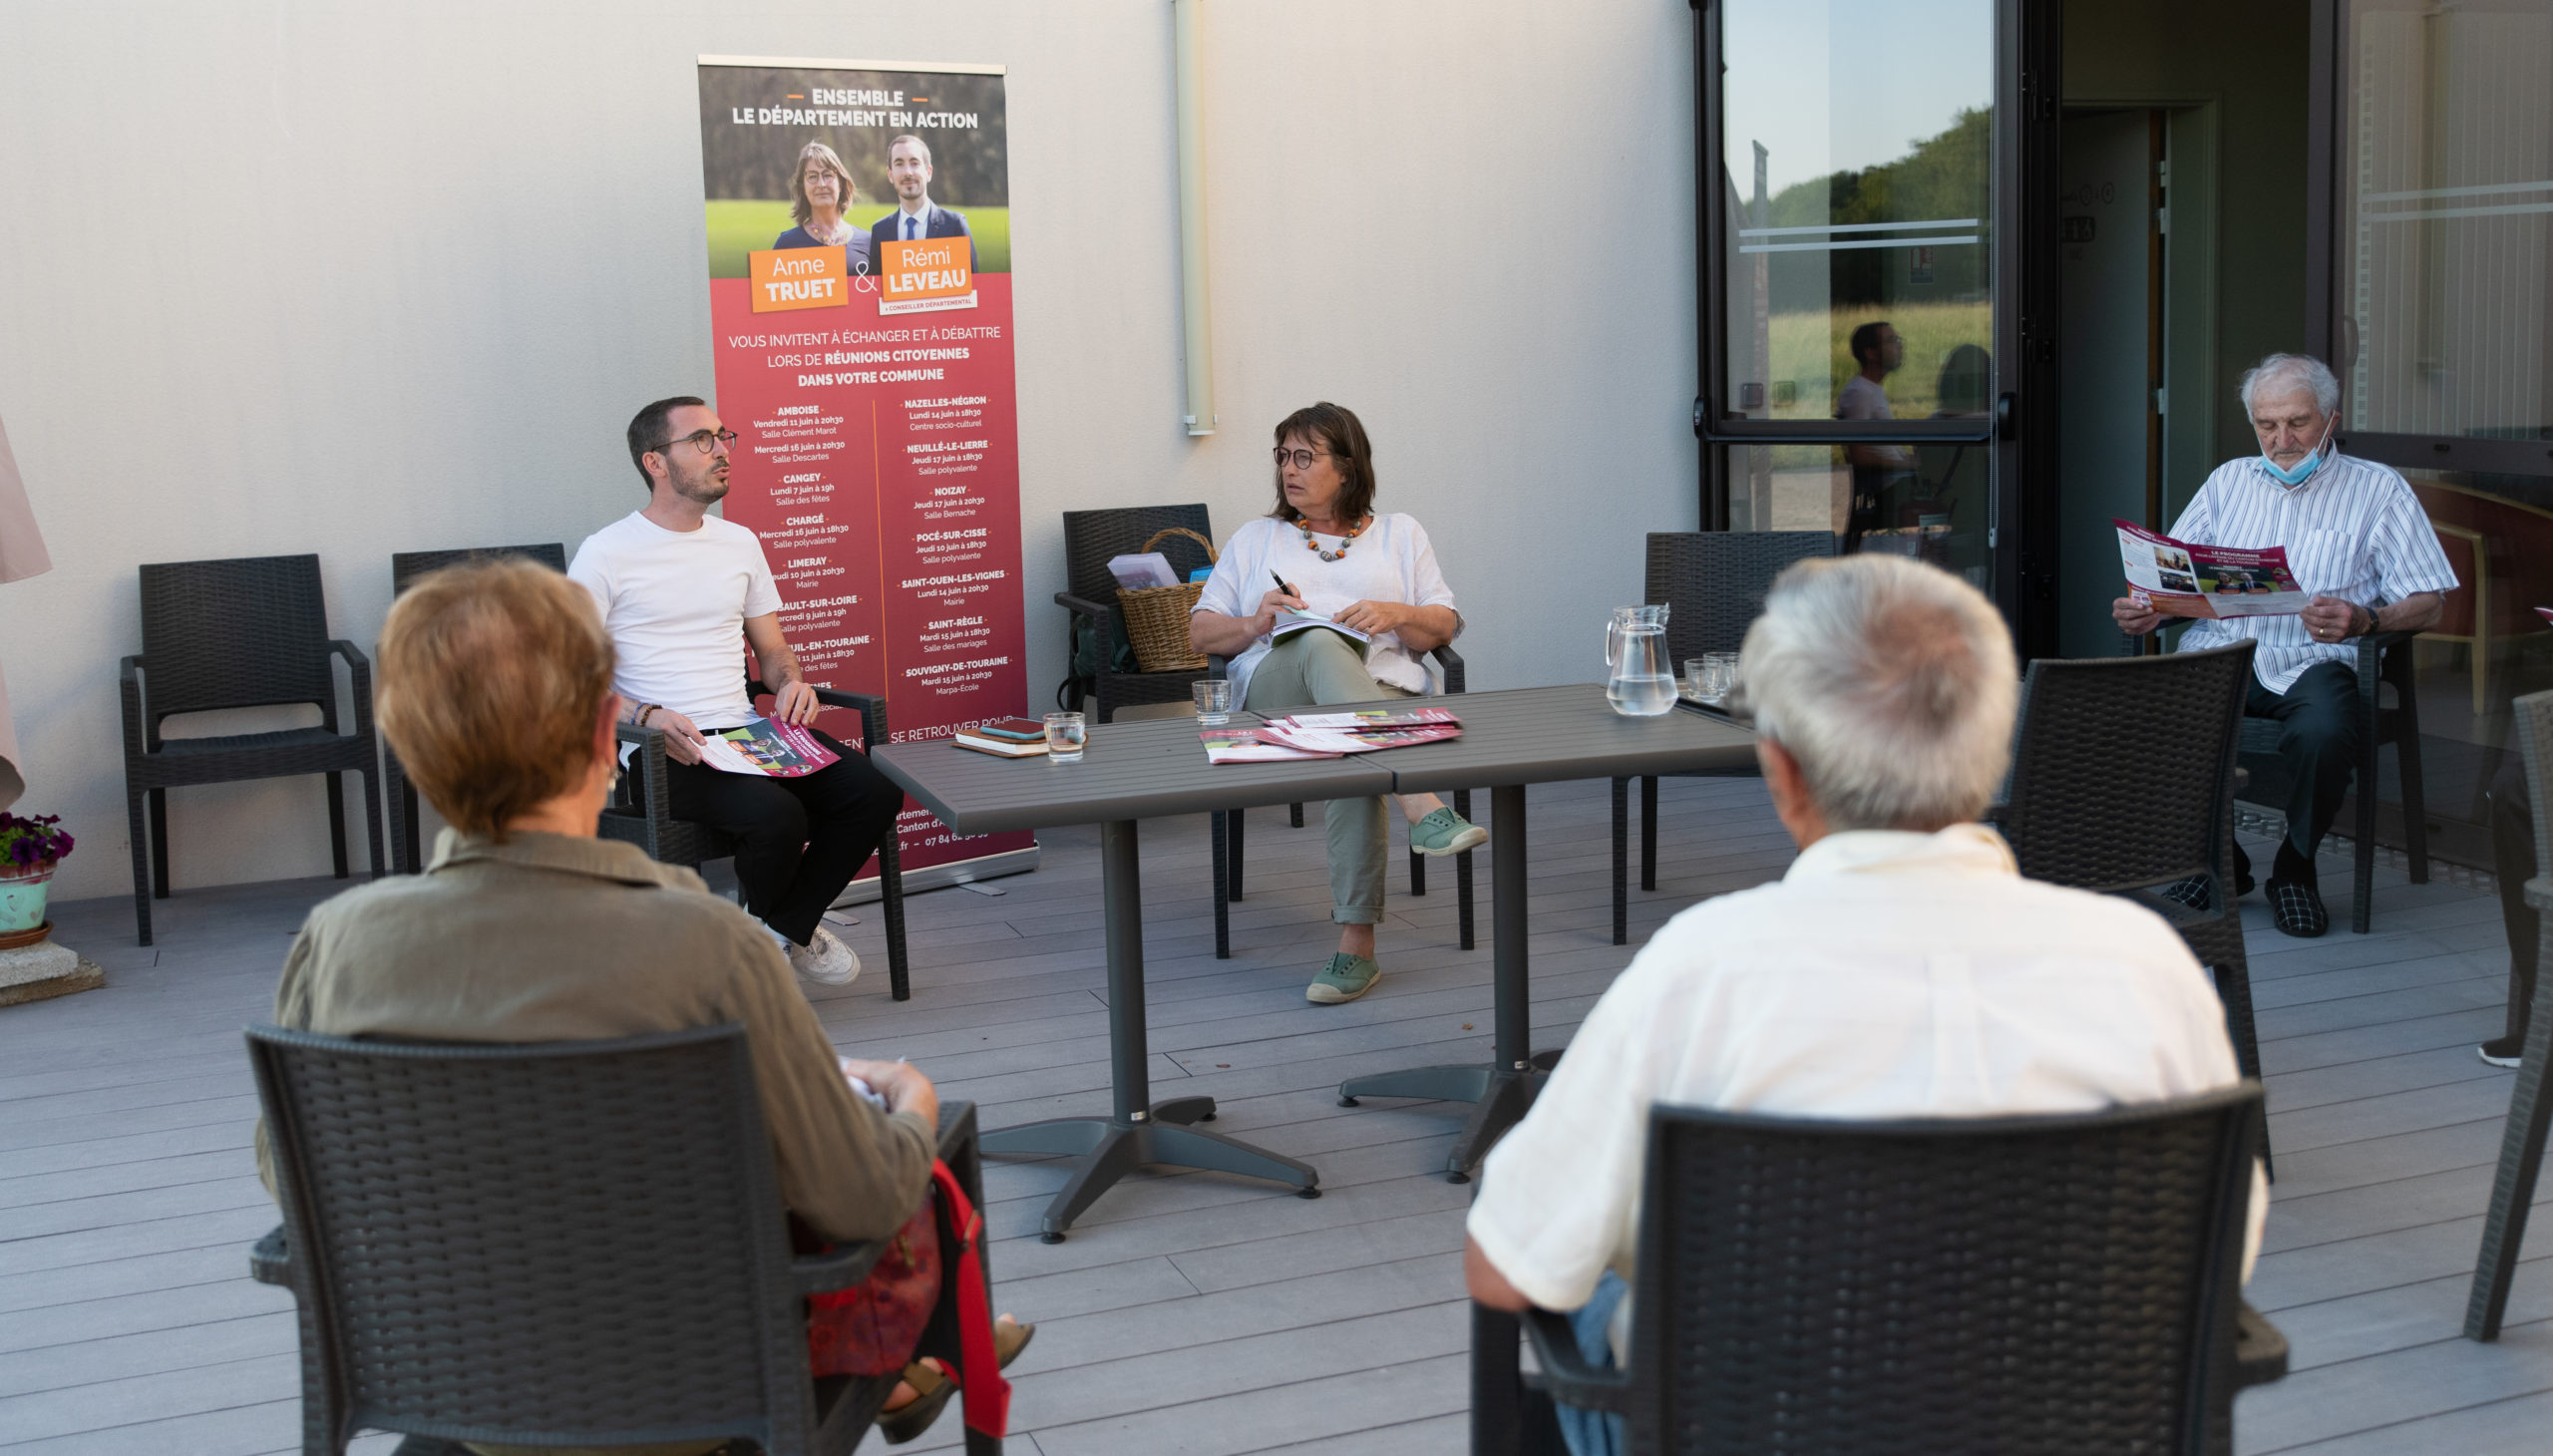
[1739,554,2017,831]
[2239,353,2341,417]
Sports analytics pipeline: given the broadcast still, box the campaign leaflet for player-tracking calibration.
[2115,519,2308,619]
[1259,722,1463,754]
[696,718,843,778]
[1274,708,1460,731]
[1200,727,1339,764]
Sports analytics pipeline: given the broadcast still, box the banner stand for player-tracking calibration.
[697,56,1038,887]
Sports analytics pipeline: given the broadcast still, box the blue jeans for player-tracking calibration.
[1554,1273,1629,1456]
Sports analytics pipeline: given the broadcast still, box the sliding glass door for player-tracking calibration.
[1697,0,2059,645]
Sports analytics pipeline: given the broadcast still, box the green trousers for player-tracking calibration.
[1242,630,1410,924]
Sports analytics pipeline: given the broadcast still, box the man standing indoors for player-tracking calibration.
[569,397,905,986]
[868,133,971,267]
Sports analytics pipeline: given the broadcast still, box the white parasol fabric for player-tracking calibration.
[0,415,49,811]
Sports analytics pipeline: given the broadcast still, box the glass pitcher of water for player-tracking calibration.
[1605,604,1670,674]
[1606,621,1677,717]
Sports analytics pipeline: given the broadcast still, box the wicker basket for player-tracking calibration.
[1118,527,1217,672]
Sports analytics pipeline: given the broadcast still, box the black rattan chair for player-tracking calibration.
[1611,531,1836,943]
[2466,686,2553,1340]
[383,545,568,875]
[601,678,912,1001]
[2000,642,2270,1174]
[246,1022,998,1456]
[1055,504,1218,721]
[2234,629,2429,933]
[120,554,385,945]
[1204,646,1475,959]
[1475,1088,2286,1456]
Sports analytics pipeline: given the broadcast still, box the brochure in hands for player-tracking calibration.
[2115,519,2309,618]
[1200,708,1463,764]
[1271,608,1373,648]
[696,717,842,777]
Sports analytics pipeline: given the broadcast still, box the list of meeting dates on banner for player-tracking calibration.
[710,278,1029,856]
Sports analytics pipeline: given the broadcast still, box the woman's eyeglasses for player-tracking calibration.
[652,429,739,456]
[1273,447,1336,470]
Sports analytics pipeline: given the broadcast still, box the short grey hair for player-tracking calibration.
[2239,353,2341,417]
[1739,554,2017,831]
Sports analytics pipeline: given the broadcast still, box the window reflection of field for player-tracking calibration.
[1733,300,1993,533]
[1755,300,1993,420]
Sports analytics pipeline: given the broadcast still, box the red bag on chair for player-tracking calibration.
[805,1198,940,1378]
[802,1159,1011,1441]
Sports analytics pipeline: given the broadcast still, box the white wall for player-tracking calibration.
[0,0,1698,904]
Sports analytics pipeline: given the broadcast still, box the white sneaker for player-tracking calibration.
[786,925,862,986]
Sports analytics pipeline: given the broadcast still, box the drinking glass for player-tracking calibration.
[1684,658,1708,699]
[1192,678,1234,725]
[1043,711,1087,762]
[1700,652,1740,705]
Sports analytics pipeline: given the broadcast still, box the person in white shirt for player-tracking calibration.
[567,397,905,987]
[1836,319,1914,549]
[1466,553,2266,1456]
[1189,403,1486,1005]
[2113,353,2457,937]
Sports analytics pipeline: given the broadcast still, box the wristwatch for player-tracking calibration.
[2345,603,2373,638]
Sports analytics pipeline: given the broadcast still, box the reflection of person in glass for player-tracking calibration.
[771,142,872,276]
[1837,321,1913,549]
[1914,343,1992,583]
[868,134,970,264]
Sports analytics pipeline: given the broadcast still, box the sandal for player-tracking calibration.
[876,1317,1036,1445]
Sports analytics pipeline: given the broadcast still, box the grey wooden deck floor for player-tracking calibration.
[1,774,2547,1454]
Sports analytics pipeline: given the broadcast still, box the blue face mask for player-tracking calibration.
[2260,417,2337,487]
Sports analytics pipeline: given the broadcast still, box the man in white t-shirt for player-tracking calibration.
[567,397,905,987]
[1464,554,2265,1456]
[1836,319,1913,549]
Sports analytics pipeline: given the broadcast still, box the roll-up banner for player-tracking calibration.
[697,55,1035,891]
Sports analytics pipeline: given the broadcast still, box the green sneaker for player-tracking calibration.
[1409,807,1488,857]
[1306,952,1383,1004]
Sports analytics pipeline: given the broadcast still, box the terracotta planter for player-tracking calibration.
[0,860,56,936]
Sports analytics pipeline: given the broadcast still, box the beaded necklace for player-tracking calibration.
[1295,514,1368,562]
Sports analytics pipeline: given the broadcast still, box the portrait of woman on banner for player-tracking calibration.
[772,141,872,276]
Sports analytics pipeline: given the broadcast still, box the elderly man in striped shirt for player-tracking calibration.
[2114,353,2457,937]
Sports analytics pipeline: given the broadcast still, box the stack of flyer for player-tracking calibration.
[1201,708,1461,764]
[2116,519,2309,618]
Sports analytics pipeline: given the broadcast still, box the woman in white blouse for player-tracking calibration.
[1190,403,1486,1005]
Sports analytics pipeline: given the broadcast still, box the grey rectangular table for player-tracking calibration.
[872,714,1395,1241]
[1337,684,1758,1178]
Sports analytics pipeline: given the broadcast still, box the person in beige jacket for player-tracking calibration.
[255,557,1010,1454]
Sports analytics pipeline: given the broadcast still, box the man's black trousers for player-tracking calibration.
[664,727,905,946]
[2245,661,2366,866]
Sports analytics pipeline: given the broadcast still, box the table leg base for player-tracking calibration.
[1338,1053,1559,1181]
[983,1102,1317,1243]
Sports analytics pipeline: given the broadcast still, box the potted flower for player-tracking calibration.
[0,812,75,945]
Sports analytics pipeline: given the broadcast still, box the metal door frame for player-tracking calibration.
[1692,0,2065,652]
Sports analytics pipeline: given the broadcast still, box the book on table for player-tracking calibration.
[2116,519,2308,618]
[697,718,841,777]
[952,717,1050,757]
